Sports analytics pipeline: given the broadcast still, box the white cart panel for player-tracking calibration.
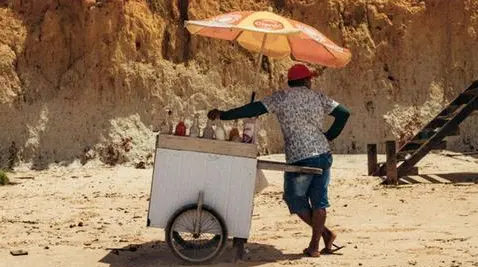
[148,148,257,239]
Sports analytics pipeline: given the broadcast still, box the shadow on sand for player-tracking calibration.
[400,172,478,184]
[99,240,309,267]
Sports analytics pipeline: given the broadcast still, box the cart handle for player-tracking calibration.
[257,160,323,175]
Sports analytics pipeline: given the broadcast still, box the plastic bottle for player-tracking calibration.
[215,119,226,141]
[229,120,241,142]
[189,113,200,138]
[203,119,215,139]
[174,116,187,136]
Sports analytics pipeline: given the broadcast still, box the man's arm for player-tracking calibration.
[324,104,350,141]
[208,101,268,121]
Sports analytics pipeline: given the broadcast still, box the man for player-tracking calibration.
[208,64,350,257]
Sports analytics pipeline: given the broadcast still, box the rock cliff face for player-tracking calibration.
[1,0,477,168]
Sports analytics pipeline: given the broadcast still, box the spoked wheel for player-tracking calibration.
[166,204,227,264]
[172,231,222,249]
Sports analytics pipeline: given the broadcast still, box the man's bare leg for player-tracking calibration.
[307,208,326,254]
[297,210,336,250]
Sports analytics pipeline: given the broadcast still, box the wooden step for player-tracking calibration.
[455,94,475,105]
[463,87,478,96]
[444,104,461,112]
[417,128,438,139]
[398,141,447,160]
[401,139,428,151]
[439,105,461,117]
[397,150,416,161]
[401,144,420,152]
[428,118,451,128]
[437,112,458,120]
[421,126,460,138]
[402,139,448,150]
[408,139,428,145]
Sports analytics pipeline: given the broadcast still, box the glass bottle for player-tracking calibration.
[242,118,256,143]
[174,116,186,136]
[229,119,241,142]
[215,119,226,141]
[203,119,215,139]
[159,110,171,134]
[189,113,200,138]
[167,110,173,135]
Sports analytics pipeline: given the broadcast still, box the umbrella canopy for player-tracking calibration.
[185,11,351,68]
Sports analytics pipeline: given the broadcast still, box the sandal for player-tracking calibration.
[320,244,345,255]
[303,248,320,257]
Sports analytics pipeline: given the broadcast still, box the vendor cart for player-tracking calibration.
[147,134,322,264]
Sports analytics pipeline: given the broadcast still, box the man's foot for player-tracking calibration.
[324,231,337,250]
[303,248,320,258]
[320,244,345,254]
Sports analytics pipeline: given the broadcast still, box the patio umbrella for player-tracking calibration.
[185,10,352,72]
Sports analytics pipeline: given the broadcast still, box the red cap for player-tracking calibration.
[287,64,318,81]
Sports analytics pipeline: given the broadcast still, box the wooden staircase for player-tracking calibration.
[376,80,478,178]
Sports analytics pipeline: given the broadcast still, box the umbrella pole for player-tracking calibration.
[255,33,268,74]
[252,33,268,103]
[247,33,268,146]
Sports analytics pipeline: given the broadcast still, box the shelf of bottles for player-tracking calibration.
[158,110,257,144]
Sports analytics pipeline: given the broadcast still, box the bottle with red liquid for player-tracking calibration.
[174,116,187,136]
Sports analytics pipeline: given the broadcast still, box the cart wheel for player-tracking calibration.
[166,204,227,264]
[172,231,221,249]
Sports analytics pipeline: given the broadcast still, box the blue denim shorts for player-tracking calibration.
[283,153,333,214]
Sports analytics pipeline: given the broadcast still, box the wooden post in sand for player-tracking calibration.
[367,144,378,175]
[385,140,398,185]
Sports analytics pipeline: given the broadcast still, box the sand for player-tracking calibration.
[1,152,478,267]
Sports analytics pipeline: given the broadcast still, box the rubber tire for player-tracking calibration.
[165,204,228,264]
[172,231,221,249]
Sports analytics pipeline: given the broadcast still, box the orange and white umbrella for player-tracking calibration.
[185,11,351,69]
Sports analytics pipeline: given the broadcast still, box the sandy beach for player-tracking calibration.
[1,1,478,267]
[1,152,477,267]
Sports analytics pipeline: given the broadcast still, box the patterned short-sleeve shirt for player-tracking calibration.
[262,86,339,163]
